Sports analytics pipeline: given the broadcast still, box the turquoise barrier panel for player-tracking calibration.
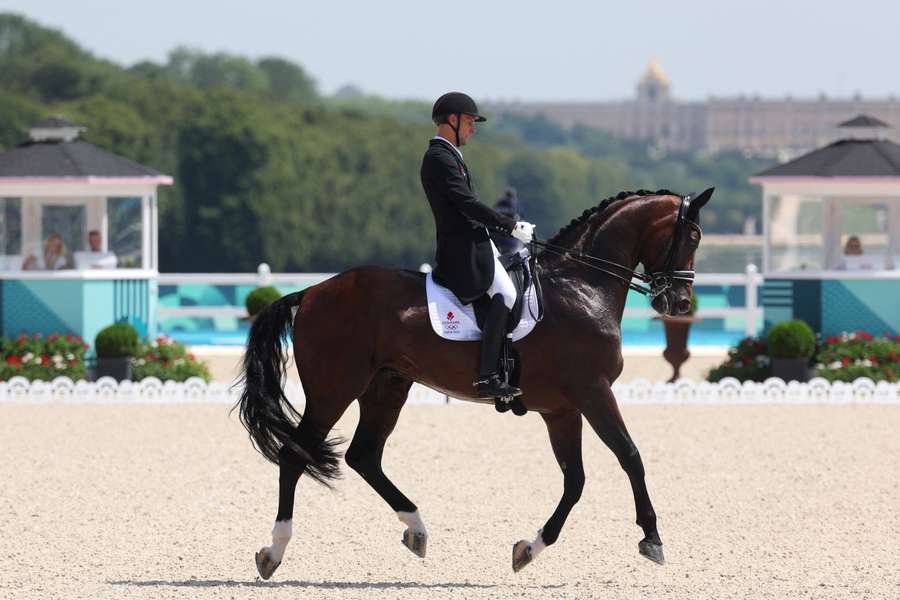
[821,280,900,336]
[2,279,84,336]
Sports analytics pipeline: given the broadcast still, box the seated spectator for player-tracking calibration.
[22,232,73,271]
[491,188,525,255]
[844,235,863,256]
[74,230,117,269]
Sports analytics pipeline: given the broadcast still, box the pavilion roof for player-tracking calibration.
[754,138,900,178]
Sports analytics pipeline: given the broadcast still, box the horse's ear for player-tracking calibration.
[687,187,714,222]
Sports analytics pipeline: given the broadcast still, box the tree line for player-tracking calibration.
[0,13,769,273]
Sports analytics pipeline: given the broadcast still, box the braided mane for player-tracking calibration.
[546,188,680,246]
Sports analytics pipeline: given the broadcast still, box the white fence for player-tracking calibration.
[2,376,898,405]
[159,264,765,337]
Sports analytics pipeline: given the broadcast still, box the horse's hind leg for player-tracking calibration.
[344,371,427,557]
[580,380,664,565]
[255,397,355,579]
[512,411,584,572]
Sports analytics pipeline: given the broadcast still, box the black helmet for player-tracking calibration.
[432,92,487,124]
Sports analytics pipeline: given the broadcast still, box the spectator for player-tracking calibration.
[490,188,526,255]
[494,187,521,220]
[74,230,118,269]
[22,232,73,270]
[843,235,863,256]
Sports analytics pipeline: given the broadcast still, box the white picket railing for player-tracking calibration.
[159,263,765,337]
[2,375,897,405]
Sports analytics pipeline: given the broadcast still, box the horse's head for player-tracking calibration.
[638,188,714,316]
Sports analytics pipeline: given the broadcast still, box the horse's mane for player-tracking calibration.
[546,188,681,247]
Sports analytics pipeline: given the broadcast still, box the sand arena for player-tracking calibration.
[1,401,898,599]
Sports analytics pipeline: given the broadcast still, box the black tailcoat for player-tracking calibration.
[420,138,517,303]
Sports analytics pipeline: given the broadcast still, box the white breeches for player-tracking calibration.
[486,240,517,310]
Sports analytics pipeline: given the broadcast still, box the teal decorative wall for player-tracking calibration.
[0,278,156,348]
[763,278,900,336]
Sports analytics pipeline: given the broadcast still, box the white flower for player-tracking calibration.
[828,361,843,369]
[23,352,34,361]
[65,353,74,360]
[55,363,66,370]
[856,359,873,367]
[755,356,770,366]
[32,356,42,365]
[815,363,825,370]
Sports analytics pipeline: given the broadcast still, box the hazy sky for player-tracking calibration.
[4,0,898,102]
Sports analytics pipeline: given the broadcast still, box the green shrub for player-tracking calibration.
[95,323,140,358]
[767,320,816,359]
[689,289,699,315]
[0,333,89,381]
[132,335,211,382]
[245,286,282,317]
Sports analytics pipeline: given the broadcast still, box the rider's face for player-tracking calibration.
[453,114,478,146]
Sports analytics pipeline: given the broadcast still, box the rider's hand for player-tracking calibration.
[511,221,535,243]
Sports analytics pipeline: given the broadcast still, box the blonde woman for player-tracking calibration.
[22,232,73,270]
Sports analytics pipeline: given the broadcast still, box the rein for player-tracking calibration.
[526,194,697,299]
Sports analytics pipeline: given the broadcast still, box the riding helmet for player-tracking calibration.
[432,92,487,124]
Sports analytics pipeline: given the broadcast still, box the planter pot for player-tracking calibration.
[771,357,810,382]
[95,357,133,382]
[654,315,703,382]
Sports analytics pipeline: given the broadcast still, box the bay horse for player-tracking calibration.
[238,188,713,578]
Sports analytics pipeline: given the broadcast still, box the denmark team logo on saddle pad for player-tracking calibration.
[425,273,539,342]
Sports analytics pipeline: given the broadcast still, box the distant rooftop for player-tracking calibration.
[0,116,170,180]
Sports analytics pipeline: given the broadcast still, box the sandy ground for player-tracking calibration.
[1,402,898,600]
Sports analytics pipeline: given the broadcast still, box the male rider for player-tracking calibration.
[420,92,535,399]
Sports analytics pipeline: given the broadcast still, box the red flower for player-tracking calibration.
[41,355,49,365]
[65,334,74,341]
[826,335,838,344]
[858,331,873,341]
[742,356,752,365]
[841,357,850,366]
[5,355,21,365]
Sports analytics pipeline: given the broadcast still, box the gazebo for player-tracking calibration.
[749,115,900,335]
[0,116,172,343]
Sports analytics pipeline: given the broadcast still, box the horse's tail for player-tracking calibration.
[235,290,341,486]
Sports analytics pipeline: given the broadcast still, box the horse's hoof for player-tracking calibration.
[255,547,282,580]
[639,539,665,565]
[510,398,527,416]
[512,540,533,572]
[402,529,427,558]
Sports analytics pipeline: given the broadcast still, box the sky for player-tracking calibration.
[3,0,899,102]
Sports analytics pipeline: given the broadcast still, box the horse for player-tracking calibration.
[237,187,713,578]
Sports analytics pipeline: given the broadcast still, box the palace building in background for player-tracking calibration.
[492,60,900,158]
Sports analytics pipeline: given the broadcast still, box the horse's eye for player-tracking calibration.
[689,231,700,245]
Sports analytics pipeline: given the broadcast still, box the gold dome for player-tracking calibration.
[641,59,670,85]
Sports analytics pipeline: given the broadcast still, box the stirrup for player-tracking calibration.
[475,375,522,400]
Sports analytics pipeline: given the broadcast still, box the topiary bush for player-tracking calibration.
[95,323,140,358]
[767,319,816,358]
[245,286,282,317]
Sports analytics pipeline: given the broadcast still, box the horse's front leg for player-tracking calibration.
[580,379,664,565]
[512,411,584,572]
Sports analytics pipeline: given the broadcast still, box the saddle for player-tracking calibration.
[426,236,544,416]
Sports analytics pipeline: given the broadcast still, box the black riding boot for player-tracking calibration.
[475,295,522,399]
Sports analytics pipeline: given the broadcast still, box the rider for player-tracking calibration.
[420,92,535,399]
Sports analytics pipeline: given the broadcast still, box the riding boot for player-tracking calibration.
[475,295,522,399]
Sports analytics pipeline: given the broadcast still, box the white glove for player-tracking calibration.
[511,221,535,243]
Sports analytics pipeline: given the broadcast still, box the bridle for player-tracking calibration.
[530,194,698,299]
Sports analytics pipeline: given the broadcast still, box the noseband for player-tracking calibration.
[531,194,697,298]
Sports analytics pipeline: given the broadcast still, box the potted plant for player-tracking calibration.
[245,286,282,322]
[767,319,816,382]
[94,323,139,381]
[655,290,701,382]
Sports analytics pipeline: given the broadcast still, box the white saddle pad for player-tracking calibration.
[426,273,539,342]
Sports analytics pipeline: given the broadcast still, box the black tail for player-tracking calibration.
[235,290,342,486]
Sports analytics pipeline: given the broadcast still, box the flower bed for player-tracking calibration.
[707,336,772,382]
[0,334,88,381]
[814,331,900,383]
[133,335,211,382]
